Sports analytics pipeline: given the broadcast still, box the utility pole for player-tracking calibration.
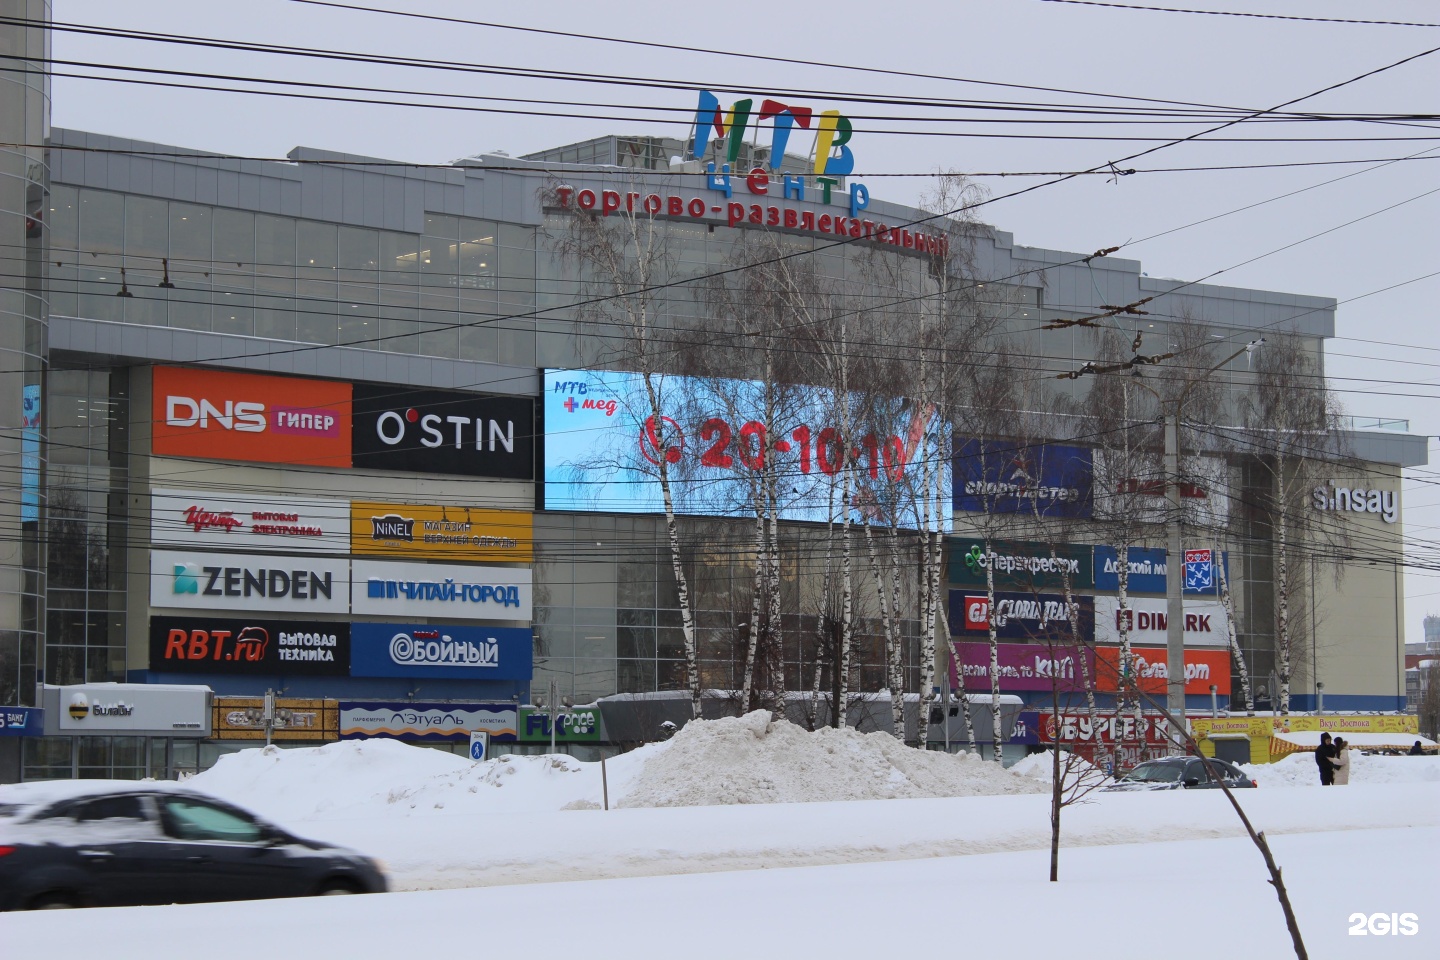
[1059,340,1260,740]
[549,678,558,754]
[1164,410,1185,725]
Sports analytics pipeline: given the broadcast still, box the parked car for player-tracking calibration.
[1102,756,1257,792]
[0,782,386,910]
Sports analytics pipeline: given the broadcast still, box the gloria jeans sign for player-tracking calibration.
[150,616,350,676]
[151,550,350,614]
[350,623,534,680]
[352,385,535,480]
[949,590,1095,642]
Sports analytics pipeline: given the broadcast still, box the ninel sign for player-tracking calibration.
[350,501,533,563]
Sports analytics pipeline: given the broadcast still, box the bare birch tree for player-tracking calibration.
[543,179,704,719]
[1239,330,1347,714]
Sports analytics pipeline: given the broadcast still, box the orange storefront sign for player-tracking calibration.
[152,366,352,468]
[1095,646,1231,696]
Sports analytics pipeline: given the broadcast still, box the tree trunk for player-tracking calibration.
[1215,540,1253,712]
[862,522,905,739]
[986,537,1003,763]
[741,507,765,714]
[1050,734,1062,882]
[642,373,702,720]
[1275,463,1293,715]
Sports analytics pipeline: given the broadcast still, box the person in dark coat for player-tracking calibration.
[1316,732,1336,786]
[1410,740,1426,756]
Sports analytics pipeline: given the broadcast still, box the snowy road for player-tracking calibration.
[291,782,1440,891]
[2,823,1431,959]
[3,726,1436,957]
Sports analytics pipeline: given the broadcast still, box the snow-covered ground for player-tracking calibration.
[2,713,1437,958]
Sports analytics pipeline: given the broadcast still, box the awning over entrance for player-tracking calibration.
[1268,730,1437,755]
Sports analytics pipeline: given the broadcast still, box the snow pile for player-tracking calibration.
[1241,750,1440,788]
[1008,750,1107,786]
[617,711,1047,807]
[189,739,659,822]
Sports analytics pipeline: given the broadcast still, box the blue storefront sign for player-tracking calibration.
[953,439,1093,519]
[350,622,534,680]
[1093,546,1228,595]
[1,706,44,737]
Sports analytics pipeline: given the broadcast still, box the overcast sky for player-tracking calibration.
[47,0,1440,644]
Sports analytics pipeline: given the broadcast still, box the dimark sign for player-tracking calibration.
[351,501,533,563]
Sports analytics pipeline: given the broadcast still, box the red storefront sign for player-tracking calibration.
[1038,711,1180,771]
[1094,646,1232,696]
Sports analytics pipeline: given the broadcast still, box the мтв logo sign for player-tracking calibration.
[690,89,856,178]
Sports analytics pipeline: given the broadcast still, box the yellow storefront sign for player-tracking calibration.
[212,697,338,740]
[1191,714,1420,764]
[351,502,533,562]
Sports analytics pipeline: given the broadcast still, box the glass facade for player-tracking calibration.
[46,185,539,367]
[43,366,128,687]
[0,0,50,709]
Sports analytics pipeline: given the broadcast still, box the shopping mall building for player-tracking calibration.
[0,8,1427,780]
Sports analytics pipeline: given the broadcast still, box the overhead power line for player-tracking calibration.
[1036,1,1440,29]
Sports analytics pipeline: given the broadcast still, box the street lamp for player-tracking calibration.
[1060,340,1260,725]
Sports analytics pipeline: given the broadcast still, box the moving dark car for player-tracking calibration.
[0,783,387,910]
[1103,756,1258,792]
